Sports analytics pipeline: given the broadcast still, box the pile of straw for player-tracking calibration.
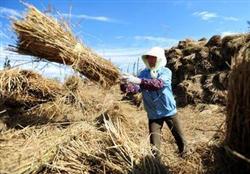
[0,73,118,127]
[0,122,101,174]
[165,33,250,107]
[225,39,250,172]
[25,76,116,124]
[39,118,167,174]
[0,68,63,107]
[0,115,158,174]
[12,5,120,88]
[0,88,228,173]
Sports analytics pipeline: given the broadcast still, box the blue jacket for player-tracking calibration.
[138,67,177,120]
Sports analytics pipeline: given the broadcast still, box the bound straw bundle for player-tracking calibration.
[225,38,250,170]
[0,68,63,107]
[12,5,120,88]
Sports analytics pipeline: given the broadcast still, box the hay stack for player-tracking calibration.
[174,75,203,106]
[202,72,228,105]
[12,5,120,88]
[205,35,222,47]
[0,68,63,107]
[1,74,117,127]
[164,33,250,107]
[221,34,249,63]
[225,41,250,171]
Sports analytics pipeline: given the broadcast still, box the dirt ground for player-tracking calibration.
[122,101,225,147]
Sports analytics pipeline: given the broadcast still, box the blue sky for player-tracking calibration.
[0,0,249,79]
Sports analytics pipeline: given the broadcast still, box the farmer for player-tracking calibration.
[120,47,187,158]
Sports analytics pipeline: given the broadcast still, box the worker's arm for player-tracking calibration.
[120,78,164,94]
[120,83,140,94]
[120,73,165,93]
[140,78,164,91]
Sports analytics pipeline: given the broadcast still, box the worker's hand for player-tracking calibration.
[121,73,141,85]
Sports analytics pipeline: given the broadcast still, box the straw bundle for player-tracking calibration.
[12,5,120,88]
[0,68,63,107]
[225,40,250,171]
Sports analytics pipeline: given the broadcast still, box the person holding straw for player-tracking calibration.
[121,47,188,158]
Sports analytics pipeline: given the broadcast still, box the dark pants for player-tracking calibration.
[148,114,186,156]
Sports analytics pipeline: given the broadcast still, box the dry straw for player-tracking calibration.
[39,118,167,174]
[0,113,158,174]
[25,75,117,124]
[226,34,250,170]
[0,72,118,126]
[0,68,63,107]
[12,5,120,88]
[0,122,98,174]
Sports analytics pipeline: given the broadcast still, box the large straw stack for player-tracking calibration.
[225,36,250,171]
[12,5,120,88]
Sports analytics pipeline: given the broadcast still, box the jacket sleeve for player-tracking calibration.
[157,68,172,86]
[140,79,164,91]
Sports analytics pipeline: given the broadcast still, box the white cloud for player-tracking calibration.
[193,11,217,20]
[97,47,144,57]
[222,16,239,21]
[0,21,12,43]
[0,30,8,39]
[94,36,178,72]
[0,6,118,23]
[133,35,178,48]
[193,11,239,22]
[96,47,147,73]
[0,7,21,19]
[221,31,239,37]
[115,36,124,39]
[96,47,144,63]
[134,35,177,43]
[62,13,117,23]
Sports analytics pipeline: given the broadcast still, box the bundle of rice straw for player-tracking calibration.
[0,68,63,107]
[225,37,250,171]
[12,5,120,88]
